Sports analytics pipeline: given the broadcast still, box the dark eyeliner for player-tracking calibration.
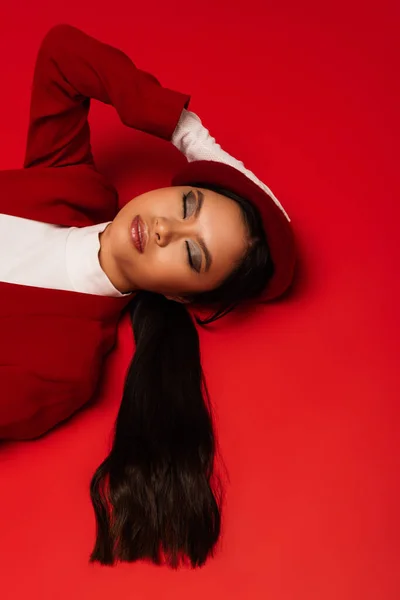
[182,193,193,268]
[182,192,188,218]
[185,241,195,270]
[182,191,199,272]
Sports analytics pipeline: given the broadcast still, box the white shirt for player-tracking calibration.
[0,215,125,296]
[0,109,289,296]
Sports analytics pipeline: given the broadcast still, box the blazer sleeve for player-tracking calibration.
[23,24,191,169]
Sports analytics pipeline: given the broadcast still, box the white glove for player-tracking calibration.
[171,109,290,222]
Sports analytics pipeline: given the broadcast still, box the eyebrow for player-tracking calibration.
[193,189,213,272]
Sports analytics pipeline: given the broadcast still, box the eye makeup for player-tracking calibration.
[181,189,211,273]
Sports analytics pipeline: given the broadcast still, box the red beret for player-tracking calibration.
[171,160,297,302]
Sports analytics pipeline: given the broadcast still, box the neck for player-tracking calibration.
[98,224,132,294]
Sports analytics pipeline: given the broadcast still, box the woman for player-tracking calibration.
[0,25,296,567]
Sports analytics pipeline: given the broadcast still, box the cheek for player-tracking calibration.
[142,244,188,283]
[128,194,175,221]
[151,244,180,267]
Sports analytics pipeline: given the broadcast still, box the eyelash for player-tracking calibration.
[182,192,189,219]
[182,192,195,270]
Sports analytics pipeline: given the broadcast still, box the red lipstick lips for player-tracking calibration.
[131,215,147,253]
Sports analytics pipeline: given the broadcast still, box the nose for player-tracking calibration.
[153,217,172,247]
[153,217,195,247]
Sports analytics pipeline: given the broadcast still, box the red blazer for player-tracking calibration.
[0,24,190,440]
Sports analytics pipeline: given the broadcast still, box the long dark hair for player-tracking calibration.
[89,183,275,567]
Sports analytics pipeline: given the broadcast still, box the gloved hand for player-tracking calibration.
[171,109,290,221]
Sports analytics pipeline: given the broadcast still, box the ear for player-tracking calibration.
[164,295,191,304]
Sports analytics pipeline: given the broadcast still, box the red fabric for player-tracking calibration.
[0,24,190,439]
[0,4,398,600]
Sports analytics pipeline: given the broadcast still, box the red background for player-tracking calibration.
[0,1,399,598]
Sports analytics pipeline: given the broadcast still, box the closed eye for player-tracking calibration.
[183,191,198,272]
[181,189,210,273]
[182,192,188,218]
[182,190,196,219]
[185,241,197,272]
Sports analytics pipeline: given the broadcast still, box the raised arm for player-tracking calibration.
[171,109,291,221]
[24,24,191,169]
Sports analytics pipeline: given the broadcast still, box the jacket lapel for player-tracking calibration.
[0,164,119,226]
[0,164,131,321]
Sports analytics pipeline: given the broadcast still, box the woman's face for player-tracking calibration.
[100,186,249,298]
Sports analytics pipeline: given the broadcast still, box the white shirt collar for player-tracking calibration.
[65,222,131,297]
